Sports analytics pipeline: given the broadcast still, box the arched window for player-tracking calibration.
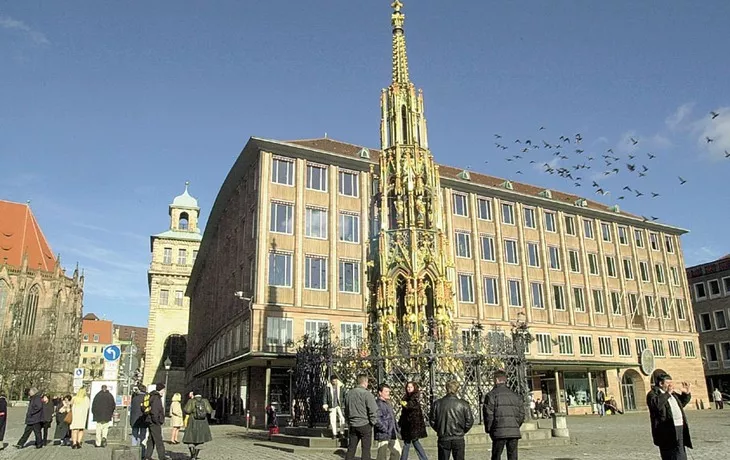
[401,106,408,143]
[179,212,189,231]
[22,285,40,335]
[0,280,9,324]
[163,334,187,369]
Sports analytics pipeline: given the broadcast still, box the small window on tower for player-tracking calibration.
[179,212,189,231]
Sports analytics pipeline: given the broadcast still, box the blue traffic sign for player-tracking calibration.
[103,345,122,362]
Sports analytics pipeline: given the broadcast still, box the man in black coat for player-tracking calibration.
[92,385,116,447]
[145,383,166,460]
[430,380,473,460]
[647,373,692,460]
[15,388,44,449]
[484,370,525,460]
[0,392,8,449]
[130,385,148,448]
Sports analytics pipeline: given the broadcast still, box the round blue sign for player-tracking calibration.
[103,345,122,362]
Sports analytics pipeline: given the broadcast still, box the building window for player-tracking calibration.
[93,334,100,343]
[339,260,360,293]
[341,322,363,349]
[270,202,294,234]
[504,239,518,265]
[598,337,613,356]
[675,298,687,320]
[177,248,187,265]
[458,274,474,303]
[606,256,617,277]
[564,215,576,236]
[83,346,88,353]
[558,335,574,355]
[683,340,696,358]
[455,232,472,258]
[524,207,536,228]
[83,334,89,342]
[724,277,730,296]
[527,242,540,267]
[634,229,644,248]
[635,338,648,356]
[480,236,496,261]
[531,282,544,309]
[269,252,293,287]
[339,170,359,197]
[668,340,681,358]
[618,226,628,245]
[163,247,172,264]
[617,337,631,357]
[655,264,666,284]
[508,280,522,307]
[266,317,293,346]
[304,256,327,290]
[706,343,719,368]
[175,290,184,306]
[568,250,580,273]
[553,285,566,311]
[583,219,594,239]
[645,296,656,317]
[82,358,87,364]
[192,250,198,264]
[665,236,674,253]
[660,297,671,319]
[548,247,561,270]
[501,203,515,225]
[709,279,721,298]
[628,293,639,316]
[592,289,605,314]
[694,282,707,300]
[601,223,612,242]
[669,267,680,286]
[639,261,650,282]
[536,333,552,355]
[715,310,728,330]
[305,320,330,342]
[339,213,360,243]
[649,233,660,251]
[579,336,594,355]
[305,207,328,239]
[306,164,327,191]
[272,157,295,185]
[573,287,586,312]
[588,253,599,275]
[477,198,492,220]
[545,212,556,232]
[623,259,634,280]
[611,291,622,315]
[652,339,665,358]
[453,194,468,217]
[483,277,498,305]
[159,289,169,306]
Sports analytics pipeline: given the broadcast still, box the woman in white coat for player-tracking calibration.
[70,388,90,449]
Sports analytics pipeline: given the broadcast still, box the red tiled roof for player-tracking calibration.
[0,200,56,271]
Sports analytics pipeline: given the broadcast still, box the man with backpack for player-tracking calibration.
[183,391,213,459]
[142,383,166,460]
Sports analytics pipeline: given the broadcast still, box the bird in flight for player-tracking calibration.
[678,176,687,185]
[628,154,635,160]
[627,164,636,172]
[647,153,656,159]
[575,133,583,143]
[725,150,730,158]
[635,190,644,197]
[638,172,647,177]
[706,137,714,143]
[651,216,659,221]
[618,196,625,200]
[607,149,614,154]
[516,171,523,175]
[651,192,660,198]
[711,111,720,119]
[623,186,632,191]
[630,137,639,145]
[494,134,502,139]
[539,126,545,130]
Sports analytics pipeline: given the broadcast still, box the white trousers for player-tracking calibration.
[95,421,111,446]
[328,406,345,435]
[376,439,402,460]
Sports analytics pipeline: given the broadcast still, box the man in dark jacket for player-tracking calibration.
[92,385,116,447]
[15,388,44,449]
[374,384,401,460]
[430,380,473,460]
[484,370,525,460]
[647,373,692,460]
[322,376,346,439]
[40,394,54,446]
[130,385,147,448]
[344,374,379,460]
[145,383,166,460]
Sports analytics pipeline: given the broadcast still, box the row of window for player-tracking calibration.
[272,157,361,197]
[82,333,101,343]
[694,277,730,302]
[452,194,675,252]
[456,273,687,319]
[533,333,695,359]
[158,289,185,307]
[705,341,730,370]
[162,247,199,266]
[698,309,730,332]
[269,252,361,293]
[265,317,364,348]
[271,202,361,242]
[453,233,681,285]
[82,345,103,353]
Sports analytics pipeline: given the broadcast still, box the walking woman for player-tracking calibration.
[183,391,213,459]
[0,392,7,450]
[170,393,184,444]
[70,388,90,449]
[54,395,72,446]
[399,381,428,460]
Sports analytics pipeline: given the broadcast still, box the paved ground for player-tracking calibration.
[1,406,729,459]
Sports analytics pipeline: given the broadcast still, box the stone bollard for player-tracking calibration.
[551,412,570,438]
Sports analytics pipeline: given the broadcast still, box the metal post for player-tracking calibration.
[127,330,135,395]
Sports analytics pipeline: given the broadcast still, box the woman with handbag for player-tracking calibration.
[399,381,429,460]
[170,393,184,444]
[70,388,90,449]
[55,395,72,446]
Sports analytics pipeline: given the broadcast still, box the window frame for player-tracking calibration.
[483,277,498,305]
[504,239,519,265]
[579,335,594,356]
[455,231,472,258]
[305,163,328,191]
[544,211,557,233]
[268,252,293,287]
[655,264,666,284]
[340,322,364,349]
[338,212,361,243]
[588,253,599,276]
[598,336,613,356]
[639,261,650,282]
[617,337,631,357]
[668,339,681,358]
[610,291,622,315]
[458,273,475,303]
[338,259,361,293]
[338,170,360,197]
[568,250,580,273]
[606,255,617,278]
[664,235,675,253]
[634,229,644,248]
[708,279,722,298]
[271,157,295,186]
[617,226,629,245]
[536,333,552,355]
[583,219,594,239]
[480,235,496,262]
[531,282,544,309]
[526,242,540,268]
[305,207,328,239]
[699,312,712,332]
[714,309,728,330]
[592,289,605,314]
[477,197,492,220]
[266,317,293,346]
[622,258,634,280]
[548,246,561,270]
[573,287,586,313]
[508,279,522,307]
[683,340,696,358]
[553,284,566,311]
[649,232,660,251]
[694,282,707,301]
[501,202,515,225]
[645,295,656,318]
[601,222,612,242]
[564,215,576,236]
[453,194,468,217]
[652,338,666,358]
[523,207,536,228]
[304,255,328,291]
[558,334,574,355]
[270,201,294,234]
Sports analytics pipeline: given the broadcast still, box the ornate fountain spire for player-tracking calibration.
[391,0,410,85]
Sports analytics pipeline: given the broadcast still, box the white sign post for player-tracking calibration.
[73,368,84,392]
[102,345,121,381]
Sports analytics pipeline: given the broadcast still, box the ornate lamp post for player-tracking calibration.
[163,356,172,407]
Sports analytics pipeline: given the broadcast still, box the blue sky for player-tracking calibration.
[1,1,729,327]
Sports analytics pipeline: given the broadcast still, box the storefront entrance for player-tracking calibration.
[621,370,646,411]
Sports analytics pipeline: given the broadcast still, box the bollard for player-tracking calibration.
[551,412,570,438]
[246,410,250,432]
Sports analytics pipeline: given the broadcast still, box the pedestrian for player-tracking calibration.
[344,374,379,460]
[54,395,72,446]
[647,373,693,460]
[375,383,401,460]
[429,380,473,460]
[483,370,525,460]
[130,385,148,448]
[183,391,213,460]
[595,388,606,416]
[398,381,428,460]
[15,387,44,449]
[712,388,723,410]
[70,387,90,449]
[92,384,116,448]
[41,394,54,446]
[144,383,166,460]
[323,376,346,439]
[0,392,7,450]
[170,393,183,444]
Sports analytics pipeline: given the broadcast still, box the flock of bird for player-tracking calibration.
[480,110,727,223]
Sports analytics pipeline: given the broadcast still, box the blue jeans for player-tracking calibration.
[401,438,428,460]
[131,426,147,446]
[597,403,605,416]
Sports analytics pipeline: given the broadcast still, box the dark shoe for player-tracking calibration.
[102,437,107,447]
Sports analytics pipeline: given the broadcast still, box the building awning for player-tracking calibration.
[528,358,640,371]
[192,352,295,379]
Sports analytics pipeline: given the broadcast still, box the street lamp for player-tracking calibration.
[164,356,172,406]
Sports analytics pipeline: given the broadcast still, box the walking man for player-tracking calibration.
[144,383,166,460]
[647,373,692,460]
[92,385,116,447]
[15,388,44,449]
[595,388,606,416]
[323,376,346,439]
[344,374,379,460]
[374,384,401,460]
[712,388,723,410]
[430,380,473,460]
[484,370,525,460]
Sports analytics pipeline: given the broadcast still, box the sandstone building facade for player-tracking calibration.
[185,2,708,425]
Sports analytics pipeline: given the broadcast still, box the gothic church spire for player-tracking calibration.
[391,0,410,84]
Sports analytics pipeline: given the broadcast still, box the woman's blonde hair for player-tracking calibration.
[172,393,181,402]
[73,387,87,402]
